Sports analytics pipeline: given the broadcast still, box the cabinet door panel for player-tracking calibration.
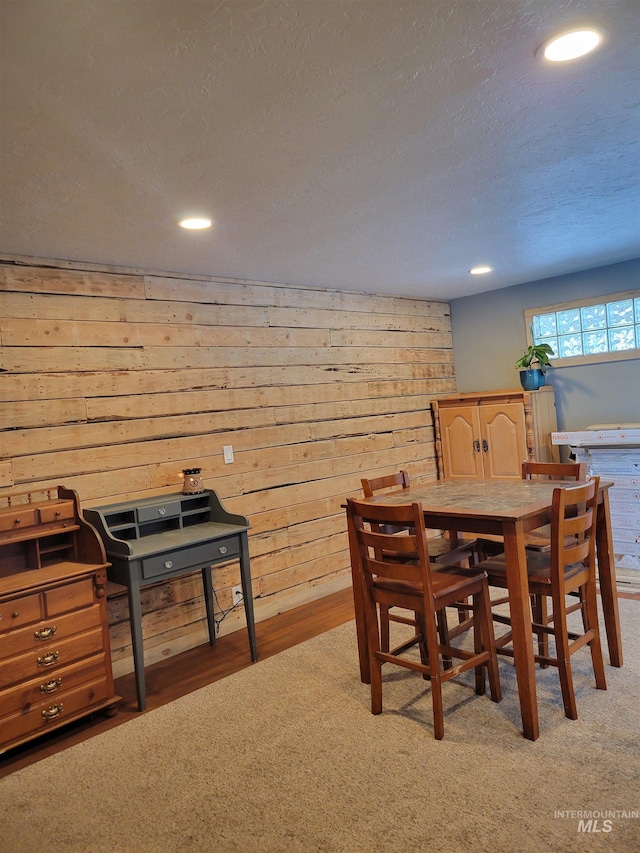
[439,406,483,479]
[479,403,527,479]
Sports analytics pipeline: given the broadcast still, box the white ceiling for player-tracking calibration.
[1,0,639,300]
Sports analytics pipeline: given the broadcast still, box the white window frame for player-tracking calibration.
[524,289,640,368]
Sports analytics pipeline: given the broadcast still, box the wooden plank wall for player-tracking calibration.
[0,257,456,677]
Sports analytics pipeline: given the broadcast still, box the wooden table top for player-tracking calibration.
[362,478,609,521]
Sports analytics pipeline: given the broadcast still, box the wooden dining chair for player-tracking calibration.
[478,460,588,558]
[361,471,476,645]
[475,478,606,721]
[346,497,501,740]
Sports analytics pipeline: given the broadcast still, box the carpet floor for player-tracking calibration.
[1,599,639,853]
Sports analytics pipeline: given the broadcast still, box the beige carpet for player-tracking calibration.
[1,599,639,853]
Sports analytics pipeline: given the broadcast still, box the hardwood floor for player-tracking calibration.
[0,587,356,779]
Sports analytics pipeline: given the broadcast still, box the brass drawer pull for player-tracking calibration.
[37,651,60,667]
[41,703,64,720]
[40,678,62,694]
[34,625,57,641]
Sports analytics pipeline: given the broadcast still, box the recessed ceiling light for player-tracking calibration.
[469,266,492,275]
[539,28,603,62]
[179,217,212,230]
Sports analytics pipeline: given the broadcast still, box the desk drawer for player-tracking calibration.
[0,676,111,750]
[136,501,181,524]
[0,506,38,533]
[0,593,43,633]
[141,536,240,580]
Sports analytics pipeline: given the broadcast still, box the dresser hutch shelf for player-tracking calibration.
[0,486,119,754]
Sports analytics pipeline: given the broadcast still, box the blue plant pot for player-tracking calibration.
[519,369,546,391]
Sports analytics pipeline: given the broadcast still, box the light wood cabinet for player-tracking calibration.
[0,486,119,754]
[432,387,558,480]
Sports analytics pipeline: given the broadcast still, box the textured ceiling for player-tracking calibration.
[1,0,639,299]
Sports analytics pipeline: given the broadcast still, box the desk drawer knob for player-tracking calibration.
[219,546,228,555]
[42,703,64,720]
[164,560,173,569]
[40,678,62,694]
[37,651,60,667]
[34,626,57,641]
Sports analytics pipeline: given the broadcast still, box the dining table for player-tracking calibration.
[348,477,622,741]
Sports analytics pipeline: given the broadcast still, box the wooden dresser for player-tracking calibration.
[0,486,119,754]
[432,387,559,480]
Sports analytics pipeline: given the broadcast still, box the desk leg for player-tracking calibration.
[240,533,258,662]
[503,520,539,741]
[596,489,623,667]
[202,566,217,647]
[126,578,147,712]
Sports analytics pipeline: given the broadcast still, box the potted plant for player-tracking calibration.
[514,340,554,390]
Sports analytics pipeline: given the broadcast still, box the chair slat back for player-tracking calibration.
[551,478,599,580]
[347,498,434,596]
[522,460,588,481]
[361,470,410,497]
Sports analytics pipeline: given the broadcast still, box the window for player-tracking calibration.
[524,289,640,368]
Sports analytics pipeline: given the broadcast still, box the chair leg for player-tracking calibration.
[379,604,391,652]
[551,589,578,720]
[476,584,502,703]
[531,594,550,667]
[583,581,607,692]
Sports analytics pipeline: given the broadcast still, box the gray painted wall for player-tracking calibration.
[450,259,640,432]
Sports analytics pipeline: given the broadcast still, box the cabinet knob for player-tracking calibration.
[219,546,228,555]
[14,518,21,524]
[164,560,173,569]
[12,611,19,619]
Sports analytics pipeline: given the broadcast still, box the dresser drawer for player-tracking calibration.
[0,676,111,750]
[141,536,239,579]
[38,500,75,525]
[45,576,95,616]
[0,506,39,534]
[0,626,105,690]
[0,652,108,717]
[0,593,43,633]
[0,604,102,660]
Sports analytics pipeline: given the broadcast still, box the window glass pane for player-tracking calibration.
[583,331,608,354]
[527,290,638,365]
[580,304,606,330]
[557,309,581,335]
[558,334,582,357]
[534,335,557,354]
[608,326,636,351]
[533,313,556,338]
[607,299,634,326]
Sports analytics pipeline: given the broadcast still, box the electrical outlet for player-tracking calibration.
[223,445,234,464]
[231,585,243,606]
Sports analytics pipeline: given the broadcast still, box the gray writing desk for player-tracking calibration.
[85,490,257,710]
